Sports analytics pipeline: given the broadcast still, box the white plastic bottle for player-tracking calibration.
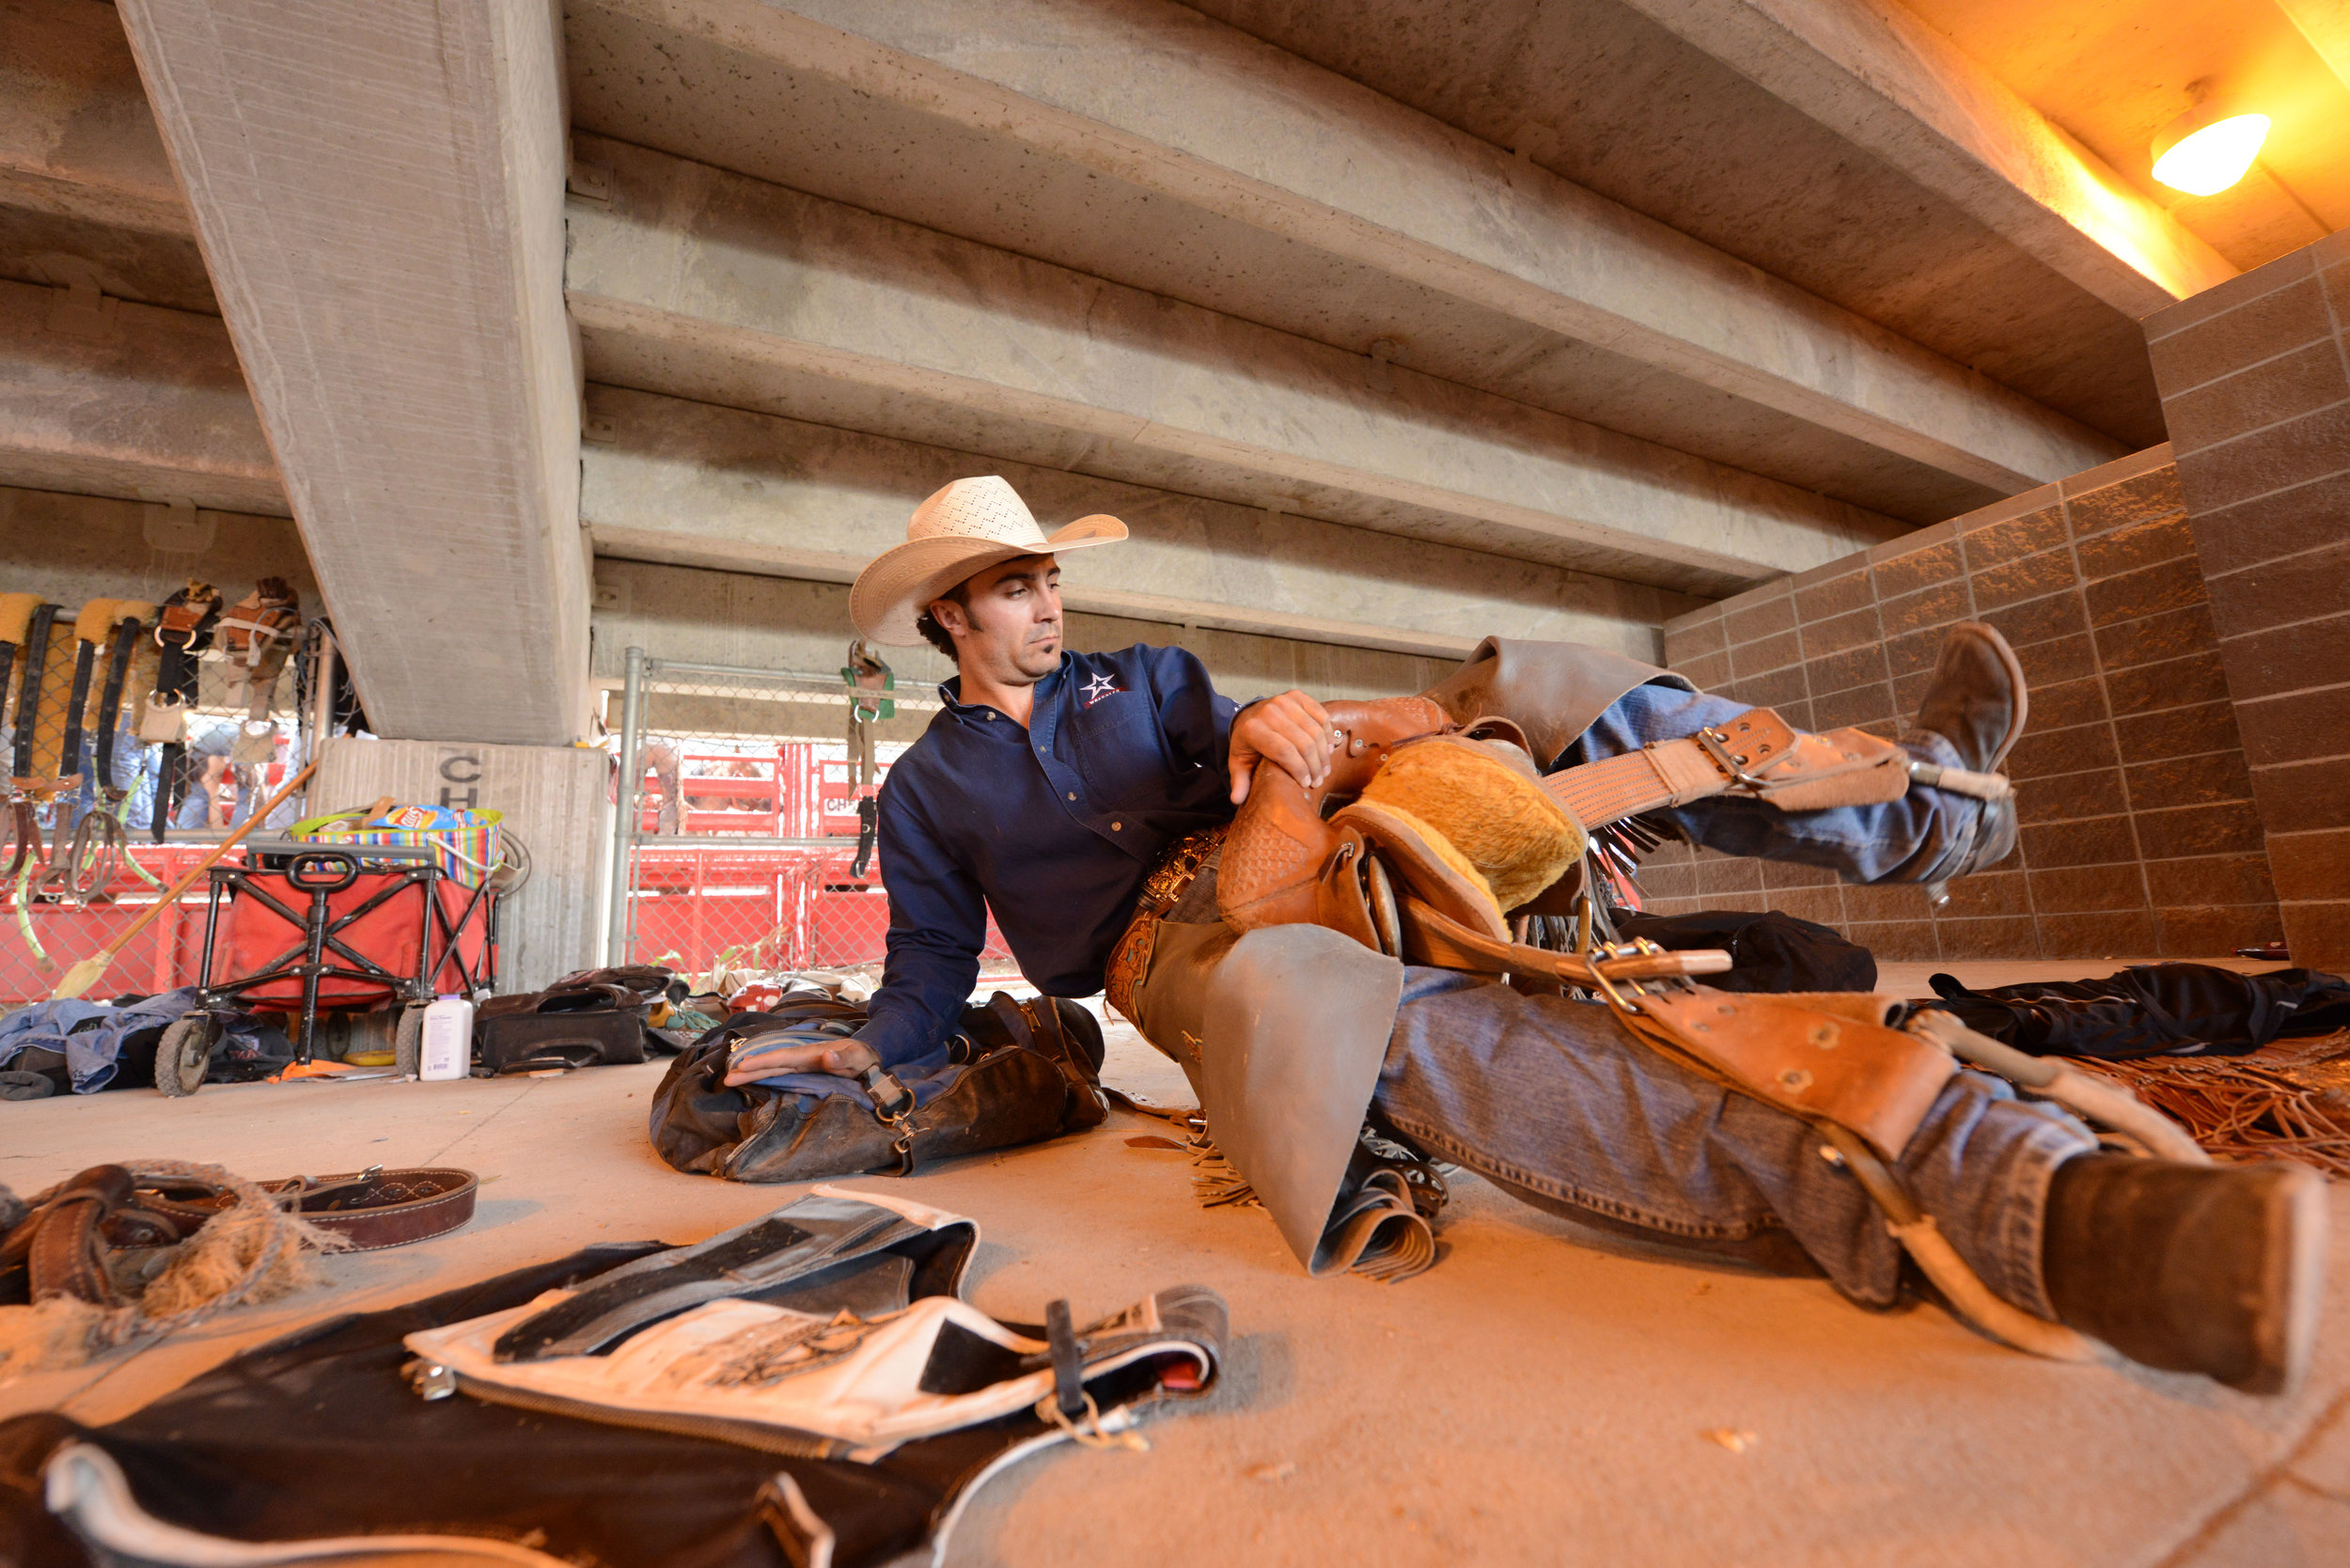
[418,995,476,1082]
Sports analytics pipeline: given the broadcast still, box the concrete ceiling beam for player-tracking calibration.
[0,0,193,239]
[0,277,284,516]
[579,384,1696,663]
[113,0,590,746]
[566,139,1907,599]
[2280,0,2350,94]
[1611,0,2236,316]
[570,0,2117,517]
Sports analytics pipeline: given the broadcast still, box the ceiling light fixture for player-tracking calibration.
[2151,105,2270,197]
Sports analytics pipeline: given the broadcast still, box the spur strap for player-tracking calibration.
[262,1166,478,1251]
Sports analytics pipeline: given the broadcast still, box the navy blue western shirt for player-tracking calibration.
[860,644,1241,1067]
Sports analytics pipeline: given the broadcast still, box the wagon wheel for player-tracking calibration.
[154,1013,216,1098]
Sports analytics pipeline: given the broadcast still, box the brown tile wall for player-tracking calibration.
[2144,227,2350,971]
[1652,446,2281,964]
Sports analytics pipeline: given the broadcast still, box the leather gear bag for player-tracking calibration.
[476,982,657,1074]
[649,992,1106,1183]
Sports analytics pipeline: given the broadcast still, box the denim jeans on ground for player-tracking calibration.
[1376,967,2097,1312]
[1576,682,1982,884]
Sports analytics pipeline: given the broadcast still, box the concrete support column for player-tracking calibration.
[314,737,611,990]
[116,0,589,745]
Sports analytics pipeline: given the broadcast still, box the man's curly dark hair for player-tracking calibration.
[913,580,970,661]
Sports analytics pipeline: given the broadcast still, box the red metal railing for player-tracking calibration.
[1,845,235,1004]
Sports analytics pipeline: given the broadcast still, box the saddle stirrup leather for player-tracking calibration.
[91,612,149,798]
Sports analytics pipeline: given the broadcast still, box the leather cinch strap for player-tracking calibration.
[1544,708,1912,828]
[11,603,56,782]
[1545,706,2013,827]
[92,618,143,794]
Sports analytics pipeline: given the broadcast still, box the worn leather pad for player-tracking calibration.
[1199,927,1406,1273]
[1632,987,1957,1159]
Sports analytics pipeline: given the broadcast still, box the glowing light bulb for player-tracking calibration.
[2152,113,2270,197]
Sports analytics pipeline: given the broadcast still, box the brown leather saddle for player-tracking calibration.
[1213,695,1957,1159]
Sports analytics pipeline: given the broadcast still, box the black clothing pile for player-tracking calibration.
[1618,909,1877,994]
[1924,964,2350,1060]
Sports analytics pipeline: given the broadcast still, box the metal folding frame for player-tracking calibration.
[193,843,499,1062]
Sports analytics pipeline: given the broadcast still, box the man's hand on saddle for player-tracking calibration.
[1229,689,1337,805]
[722,1034,881,1088]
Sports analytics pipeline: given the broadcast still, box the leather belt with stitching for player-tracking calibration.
[262,1166,479,1251]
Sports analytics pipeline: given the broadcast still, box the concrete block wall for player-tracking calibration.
[1647,446,2282,963]
[2144,227,2350,971]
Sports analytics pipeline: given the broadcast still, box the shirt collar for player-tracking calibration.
[935,654,1070,722]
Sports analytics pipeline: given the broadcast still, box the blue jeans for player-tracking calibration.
[1376,969,2096,1312]
[1576,682,1983,884]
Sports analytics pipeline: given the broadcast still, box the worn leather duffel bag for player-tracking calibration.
[648,990,1106,1181]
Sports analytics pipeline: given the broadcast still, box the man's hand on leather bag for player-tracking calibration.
[1230,688,1337,805]
[722,1036,881,1088]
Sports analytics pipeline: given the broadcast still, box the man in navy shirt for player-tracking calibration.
[730,476,1337,1082]
[732,475,2323,1395]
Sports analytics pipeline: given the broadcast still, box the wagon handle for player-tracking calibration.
[50,760,320,1000]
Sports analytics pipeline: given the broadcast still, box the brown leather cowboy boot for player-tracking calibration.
[2041,1153,2327,1393]
[1906,622,2027,876]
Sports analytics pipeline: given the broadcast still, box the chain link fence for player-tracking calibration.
[605,650,1015,996]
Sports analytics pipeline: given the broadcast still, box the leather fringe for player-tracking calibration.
[2072,1030,2350,1178]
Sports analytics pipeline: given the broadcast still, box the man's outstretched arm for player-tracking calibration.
[1143,643,1332,804]
[723,787,979,1086]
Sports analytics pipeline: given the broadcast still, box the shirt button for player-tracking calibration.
[1066,792,1076,801]
[1112,821,1122,831]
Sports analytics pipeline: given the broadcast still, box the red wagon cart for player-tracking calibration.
[151,842,500,1094]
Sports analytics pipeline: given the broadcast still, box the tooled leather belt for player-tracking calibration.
[1104,825,1226,1022]
[262,1166,479,1251]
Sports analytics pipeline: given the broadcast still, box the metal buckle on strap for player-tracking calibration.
[1582,936,1695,1016]
[1692,726,1773,792]
[858,1065,919,1175]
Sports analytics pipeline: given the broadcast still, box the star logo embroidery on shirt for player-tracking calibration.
[1081,672,1122,706]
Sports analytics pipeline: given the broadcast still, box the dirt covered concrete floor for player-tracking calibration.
[5,959,2349,1566]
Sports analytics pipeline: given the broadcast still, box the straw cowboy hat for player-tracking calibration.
[850,477,1127,646]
